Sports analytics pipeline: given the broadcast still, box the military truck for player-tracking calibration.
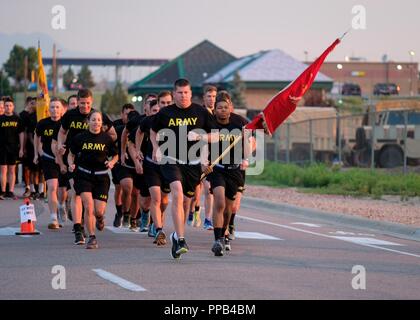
[350,100,420,168]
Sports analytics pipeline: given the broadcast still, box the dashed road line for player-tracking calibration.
[92,269,147,292]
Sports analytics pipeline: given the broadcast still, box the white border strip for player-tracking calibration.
[92,269,147,292]
[238,215,420,259]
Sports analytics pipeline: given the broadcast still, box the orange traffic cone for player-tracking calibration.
[15,198,40,235]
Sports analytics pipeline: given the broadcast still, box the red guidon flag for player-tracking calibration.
[245,38,340,135]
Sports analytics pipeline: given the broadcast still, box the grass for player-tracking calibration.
[247,161,420,199]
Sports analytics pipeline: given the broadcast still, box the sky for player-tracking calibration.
[1,0,419,66]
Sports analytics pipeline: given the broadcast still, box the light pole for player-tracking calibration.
[409,51,415,96]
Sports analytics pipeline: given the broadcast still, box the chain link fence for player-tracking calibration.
[264,108,420,173]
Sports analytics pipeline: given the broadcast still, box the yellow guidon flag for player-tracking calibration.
[36,46,50,121]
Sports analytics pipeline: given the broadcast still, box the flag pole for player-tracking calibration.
[200,134,243,181]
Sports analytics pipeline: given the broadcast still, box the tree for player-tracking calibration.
[229,72,247,109]
[3,45,37,89]
[0,69,13,96]
[63,67,75,90]
[100,89,115,115]
[100,82,128,115]
[77,65,95,89]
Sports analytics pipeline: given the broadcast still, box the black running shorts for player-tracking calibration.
[134,173,150,197]
[160,164,201,198]
[207,167,244,201]
[41,158,60,180]
[74,170,110,202]
[143,160,170,194]
[0,147,19,165]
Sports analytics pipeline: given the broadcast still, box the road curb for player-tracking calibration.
[241,196,420,242]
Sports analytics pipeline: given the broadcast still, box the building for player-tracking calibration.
[319,61,419,96]
[205,49,333,113]
[128,40,236,101]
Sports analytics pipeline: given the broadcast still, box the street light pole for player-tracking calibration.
[409,51,415,96]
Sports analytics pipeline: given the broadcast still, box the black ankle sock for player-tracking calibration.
[214,228,223,240]
[123,211,130,217]
[195,206,200,212]
[116,205,122,215]
[34,184,39,193]
[156,227,162,233]
[74,223,82,232]
[229,213,236,226]
[89,235,96,239]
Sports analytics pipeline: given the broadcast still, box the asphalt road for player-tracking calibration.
[1,186,420,300]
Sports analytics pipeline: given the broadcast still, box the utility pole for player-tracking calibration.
[52,43,57,95]
[24,55,28,99]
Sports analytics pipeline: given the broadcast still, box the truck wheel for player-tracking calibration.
[355,127,367,149]
[378,146,403,168]
[352,147,372,168]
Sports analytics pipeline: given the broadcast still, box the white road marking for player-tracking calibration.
[331,237,403,246]
[238,215,420,259]
[235,231,282,240]
[92,269,146,292]
[330,231,376,237]
[0,228,21,236]
[105,226,143,234]
[291,222,321,228]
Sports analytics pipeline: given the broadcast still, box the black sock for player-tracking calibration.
[89,234,96,239]
[136,209,141,219]
[74,223,82,232]
[195,206,200,212]
[116,205,122,215]
[214,228,223,240]
[222,228,227,238]
[34,184,39,193]
[156,227,162,233]
[229,213,236,226]
[123,211,130,217]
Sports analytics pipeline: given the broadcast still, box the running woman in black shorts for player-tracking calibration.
[0,96,24,200]
[207,94,251,256]
[151,78,218,259]
[68,111,118,249]
[56,89,116,244]
[34,98,64,229]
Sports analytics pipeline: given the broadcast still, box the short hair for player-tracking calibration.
[174,78,190,89]
[3,96,14,103]
[203,85,217,94]
[25,96,35,104]
[215,94,231,106]
[144,93,158,101]
[158,91,172,101]
[216,91,232,103]
[127,110,140,121]
[67,94,77,104]
[60,98,68,108]
[50,97,61,103]
[121,103,135,112]
[77,89,93,99]
[88,110,102,120]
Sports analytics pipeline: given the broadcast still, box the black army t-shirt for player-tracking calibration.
[152,103,217,162]
[35,117,61,158]
[60,107,113,146]
[0,114,25,151]
[70,131,117,172]
[210,112,249,166]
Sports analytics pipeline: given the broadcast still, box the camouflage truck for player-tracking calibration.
[349,99,420,168]
[276,107,338,162]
